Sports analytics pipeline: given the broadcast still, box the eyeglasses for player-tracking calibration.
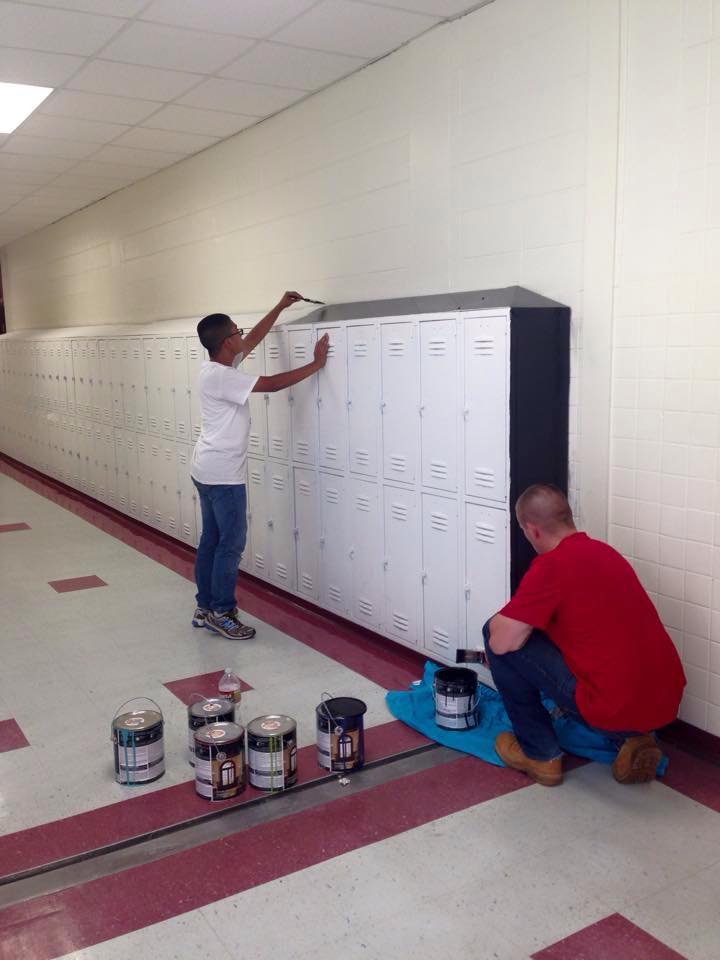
[224,327,243,343]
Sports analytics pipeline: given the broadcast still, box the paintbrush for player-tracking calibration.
[455,648,488,666]
[301,297,325,305]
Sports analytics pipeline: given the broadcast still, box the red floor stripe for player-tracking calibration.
[0,522,30,532]
[48,574,107,592]
[0,719,30,753]
[660,744,720,814]
[163,670,253,705]
[0,720,428,880]
[531,913,687,959]
[0,756,529,960]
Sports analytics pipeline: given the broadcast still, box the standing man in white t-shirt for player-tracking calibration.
[191,292,329,640]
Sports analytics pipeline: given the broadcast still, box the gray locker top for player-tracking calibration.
[290,286,567,325]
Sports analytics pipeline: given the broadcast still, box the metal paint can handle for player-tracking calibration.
[111,696,164,739]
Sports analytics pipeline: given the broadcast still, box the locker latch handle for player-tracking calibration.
[267,519,274,528]
[463,408,470,421]
[419,404,424,416]
[421,571,428,583]
[349,548,355,559]
[464,584,471,598]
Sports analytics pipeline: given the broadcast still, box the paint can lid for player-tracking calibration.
[316,697,367,719]
[247,715,296,737]
[188,698,233,720]
[194,721,244,745]
[113,709,162,732]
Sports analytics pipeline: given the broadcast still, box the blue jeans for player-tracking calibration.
[483,622,636,761]
[193,480,247,614]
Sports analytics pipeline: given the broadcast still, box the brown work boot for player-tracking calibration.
[612,734,661,784]
[495,732,563,786]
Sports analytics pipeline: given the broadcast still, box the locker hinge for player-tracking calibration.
[463,407,470,421]
[319,537,325,547]
[464,583,471,598]
[293,528,299,538]
[349,547,355,559]
[380,401,386,413]
[421,571,428,584]
[383,559,389,570]
[419,404,424,416]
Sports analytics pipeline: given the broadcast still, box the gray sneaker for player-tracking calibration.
[205,610,256,640]
[192,606,209,628]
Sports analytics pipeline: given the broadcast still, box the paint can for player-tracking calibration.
[316,695,367,773]
[433,667,479,730]
[187,696,234,766]
[194,721,245,801]
[247,715,298,792]
[111,698,165,785]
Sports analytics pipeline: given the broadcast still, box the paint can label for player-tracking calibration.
[317,727,362,772]
[248,740,297,791]
[115,738,165,783]
[194,745,245,801]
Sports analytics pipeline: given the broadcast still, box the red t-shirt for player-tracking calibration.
[501,532,686,732]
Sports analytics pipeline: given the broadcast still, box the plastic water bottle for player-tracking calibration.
[218,668,242,722]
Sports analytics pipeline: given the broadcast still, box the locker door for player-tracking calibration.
[187,336,204,444]
[136,433,154,524]
[145,338,174,438]
[151,439,177,533]
[265,328,291,461]
[381,323,419,484]
[294,467,319,599]
[384,486,421,644]
[97,339,113,425]
[243,344,267,458]
[63,340,75,416]
[348,477,383,628]
[171,337,191,442]
[109,340,124,427]
[86,340,99,420]
[72,340,86,419]
[144,338,161,436]
[115,428,129,513]
[465,503,509,645]
[319,473,350,614]
[128,338,146,432]
[93,423,105,501]
[247,459,269,579]
[421,319,458,492]
[103,425,117,507]
[422,493,460,660]
[347,324,379,477]
[176,442,196,545]
[288,329,317,465]
[126,430,140,518]
[317,325,347,472]
[267,461,295,589]
[464,314,509,502]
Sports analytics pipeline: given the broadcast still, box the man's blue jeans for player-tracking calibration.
[193,480,247,614]
[483,622,634,761]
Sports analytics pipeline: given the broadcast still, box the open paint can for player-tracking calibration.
[433,667,479,730]
[187,696,234,766]
[111,698,165,785]
[247,715,298,791]
[194,721,245,801]
[316,696,367,773]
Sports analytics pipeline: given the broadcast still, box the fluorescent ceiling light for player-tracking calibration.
[0,81,53,135]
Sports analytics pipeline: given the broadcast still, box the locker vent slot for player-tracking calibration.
[149,417,159,431]
[268,344,281,360]
[298,481,312,496]
[270,438,285,454]
[328,585,342,602]
[250,470,263,485]
[136,414,146,430]
[163,418,172,433]
[325,487,340,504]
[355,495,370,512]
[392,612,409,632]
[474,522,496,543]
[173,347,183,360]
[168,518,177,532]
[471,336,495,357]
[271,475,285,491]
[255,555,265,571]
[326,343,336,357]
[324,444,338,461]
[390,455,407,473]
[192,426,201,441]
[140,504,150,519]
[427,338,447,356]
[358,598,373,617]
[189,347,200,360]
[158,346,168,360]
[154,511,163,525]
[387,339,406,357]
[183,523,192,538]
[249,434,261,450]
[430,460,448,480]
[354,449,370,467]
[295,441,310,457]
[301,574,314,592]
[275,563,288,582]
[352,341,369,358]
[125,413,133,427]
[432,628,450,648]
[473,468,495,488]
[293,345,308,360]
[430,512,449,532]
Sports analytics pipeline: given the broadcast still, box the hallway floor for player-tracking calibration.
[1,462,719,960]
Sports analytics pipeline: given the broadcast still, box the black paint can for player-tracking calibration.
[433,667,479,730]
[316,696,367,772]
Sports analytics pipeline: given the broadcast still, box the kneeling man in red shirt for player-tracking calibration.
[486,484,686,787]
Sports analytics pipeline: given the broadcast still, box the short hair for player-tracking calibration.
[515,483,574,532]
[197,313,232,357]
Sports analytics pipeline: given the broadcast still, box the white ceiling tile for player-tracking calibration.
[100,22,255,75]
[0,152,75,173]
[221,41,365,91]
[0,47,85,87]
[68,60,201,102]
[141,104,255,138]
[178,77,305,116]
[0,168,59,186]
[40,91,162,126]
[52,172,130,190]
[140,0,320,39]
[0,1,126,56]
[357,0,481,15]
[112,126,218,154]
[2,134,98,160]
[70,159,151,180]
[272,0,439,57]
[18,0,148,14]
[17,115,128,145]
[90,144,185,168]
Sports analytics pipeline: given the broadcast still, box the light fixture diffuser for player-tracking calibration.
[0,82,53,135]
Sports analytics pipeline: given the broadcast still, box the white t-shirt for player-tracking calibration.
[191,360,259,485]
